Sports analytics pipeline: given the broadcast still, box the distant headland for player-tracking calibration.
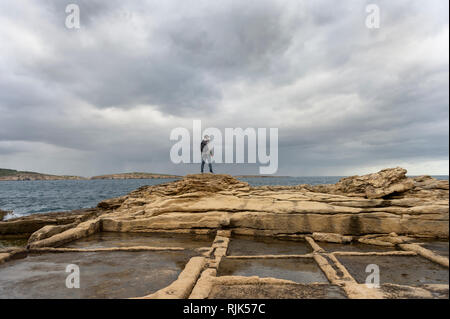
[0,168,180,181]
[0,168,86,181]
[0,168,295,181]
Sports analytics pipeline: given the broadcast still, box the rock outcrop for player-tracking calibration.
[1,168,448,247]
[304,167,415,198]
[93,169,447,239]
[0,209,103,238]
[0,167,448,300]
[331,167,415,198]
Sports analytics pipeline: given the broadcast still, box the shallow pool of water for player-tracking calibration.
[317,241,397,253]
[227,235,312,256]
[419,240,449,257]
[63,231,215,249]
[217,257,328,284]
[0,250,194,298]
[337,255,449,286]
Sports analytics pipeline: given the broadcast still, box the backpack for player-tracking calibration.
[200,140,208,153]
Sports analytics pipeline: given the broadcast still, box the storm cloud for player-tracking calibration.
[0,0,448,176]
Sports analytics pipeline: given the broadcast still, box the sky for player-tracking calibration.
[0,0,448,177]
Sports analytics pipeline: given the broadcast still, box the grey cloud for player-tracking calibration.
[0,0,448,176]
[25,0,298,114]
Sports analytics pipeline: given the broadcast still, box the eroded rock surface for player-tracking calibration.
[93,168,448,239]
[1,168,448,248]
[326,167,415,198]
[0,168,447,300]
[0,209,103,238]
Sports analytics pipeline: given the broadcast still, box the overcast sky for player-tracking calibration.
[0,0,448,177]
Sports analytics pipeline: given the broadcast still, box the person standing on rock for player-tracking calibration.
[201,135,214,173]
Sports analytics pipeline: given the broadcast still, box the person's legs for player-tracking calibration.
[203,155,213,173]
[205,156,213,173]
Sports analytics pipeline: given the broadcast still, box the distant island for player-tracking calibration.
[0,168,180,181]
[1,168,294,181]
[0,168,86,181]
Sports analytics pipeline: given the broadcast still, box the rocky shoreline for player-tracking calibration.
[0,167,448,299]
[1,167,448,242]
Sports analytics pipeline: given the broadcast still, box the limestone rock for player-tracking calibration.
[413,175,449,190]
[312,232,353,243]
[127,173,250,198]
[0,208,101,236]
[28,222,78,244]
[97,196,127,210]
[330,167,415,199]
[140,257,206,299]
[1,168,448,246]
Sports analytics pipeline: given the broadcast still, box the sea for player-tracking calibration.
[0,176,448,219]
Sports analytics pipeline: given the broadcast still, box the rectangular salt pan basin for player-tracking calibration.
[217,258,329,284]
[227,235,312,256]
[317,242,397,253]
[337,255,449,286]
[0,250,194,298]
[419,241,449,257]
[63,231,215,249]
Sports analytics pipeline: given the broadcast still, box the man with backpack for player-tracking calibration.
[200,135,214,173]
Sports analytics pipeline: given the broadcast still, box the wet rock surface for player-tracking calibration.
[0,230,448,299]
[0,208,103,238]
[0,250,195,298]
[417,240,449,257]
[217,258,329,284]
[0,168,448,299]
[337,255,449,286]
[208,283,347,299]
[64,232,214,249]
[380,283,449,299]
[317,242,397,253]
[227,235,311,256]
